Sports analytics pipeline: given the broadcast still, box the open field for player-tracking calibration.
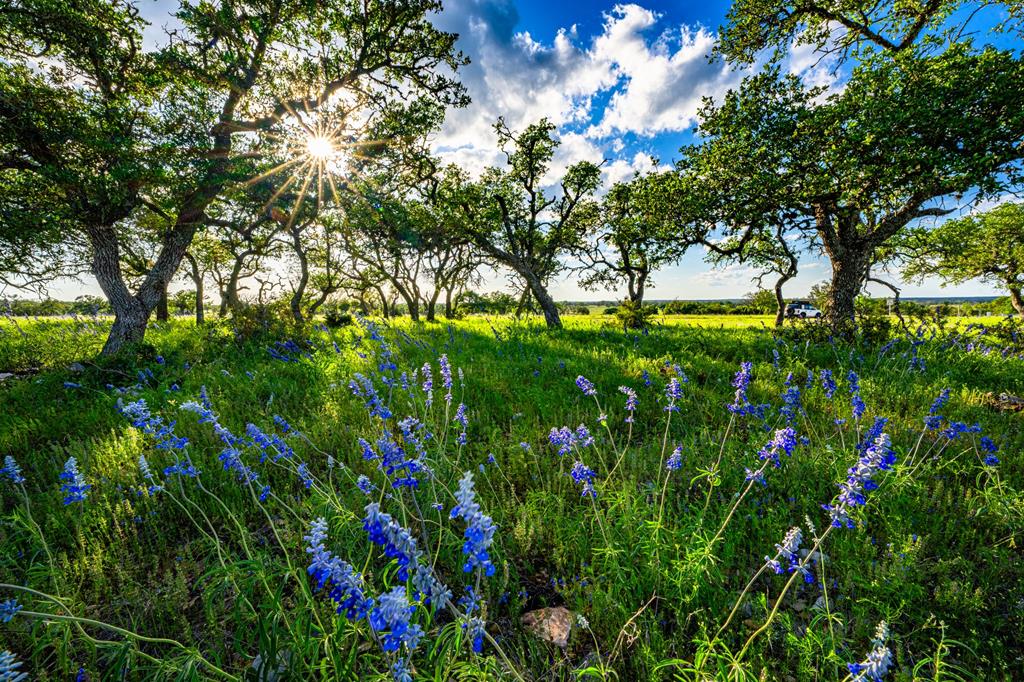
[1,315,1022,680]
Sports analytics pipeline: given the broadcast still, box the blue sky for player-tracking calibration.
[43,0,1012,302]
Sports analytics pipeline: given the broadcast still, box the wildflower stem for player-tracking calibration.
[715,560,771,641]
[737,525,836,662]
[700,414,734,518]
[1,585,239,681]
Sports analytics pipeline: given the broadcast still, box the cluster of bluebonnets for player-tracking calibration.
[0,314,1011,680]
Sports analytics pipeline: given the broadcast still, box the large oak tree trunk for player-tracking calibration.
[522,271,561,329]
[156,286,170,322]
[825,246,869,330]
[426,290,441,322]
[774,275,789,328]
[88,227,151,354]
[186,254,205,325]
[1009,285,1024,320]
[444,286,456,319]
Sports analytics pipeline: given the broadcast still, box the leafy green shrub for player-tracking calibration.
[615,299,658,329]
[323,304,354,328]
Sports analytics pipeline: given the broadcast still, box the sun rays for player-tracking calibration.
[241,102,380,231]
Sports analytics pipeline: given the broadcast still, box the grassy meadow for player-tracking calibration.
[0,313,1021,680]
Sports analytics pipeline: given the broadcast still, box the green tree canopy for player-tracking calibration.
[443,118,602,329]
[678,44,1024,327]
[578,170,694,306]
[0,0,467,353]
[899,202,1024,318]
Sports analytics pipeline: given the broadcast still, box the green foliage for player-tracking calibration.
[717,0,1024,65]
[899,202,1024,318]
[745,289,778,314]
[322,304,354,328]
[614,299,658,329]
[579,171,693,304]
[679,41,1024,324]
[441,119,602,328]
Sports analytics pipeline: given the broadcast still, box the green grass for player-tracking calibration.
[0,314,1021,680]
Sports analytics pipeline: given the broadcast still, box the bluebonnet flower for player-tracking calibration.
[642,369,651,386]
[364,503,420,581]
[218,445,258,484]
[765,527,799,574]
[454,403,468,446]
[63,381,81,389]
[164,456,200,479]
[297,462,313,489]
[439,354,453,404]
[421,362,434,407]
[664,377,683,411]
[357,475,376,495]
[619,386,638,423]
[858,417,889,455]
[391,659,414,682]
[449,471,497,577]
[779,378,803,426]
[59,457,90,505]
[764,527,813,583]
[1,456,25,484]
[76,666,88,681]
[198,385,213,411]
[666,446,683,471]
[672,364,690,383]
[548,425,593,456]
[576,375,597,397]
[459,585,481,614]
[772,348,780,369]
[349,374,392,420]
[369,586,424,653]
[412,558,452,610]
[908,347,926,373]
[0,649,28,682]
[847,370,861,395]
[980,437,1000,466]
[825,433,896,529]
[851,392,867,421]
[245,423,273,455]
[155,355,165,365]
[121,399,188,450]
[925,388,950,430]
[941,421,982,441]
[463,616,487,653]
[376,431,423,489]
[847,622,893,682]
[358,438,377,461]
[273,415,292,433]
[728,362,754,414]
[305,518,373,620]
[570,461,597,498]
[519,441,531,451]
[138,455,163,494]
[820,370,837,399]
[259,485,271,502]
[181,399,215,425]
[0,599,20,623]
[757,427,798,469]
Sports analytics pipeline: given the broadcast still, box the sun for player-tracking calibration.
[306,135,335,160]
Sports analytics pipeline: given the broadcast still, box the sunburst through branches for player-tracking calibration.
[244,105,371,229]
